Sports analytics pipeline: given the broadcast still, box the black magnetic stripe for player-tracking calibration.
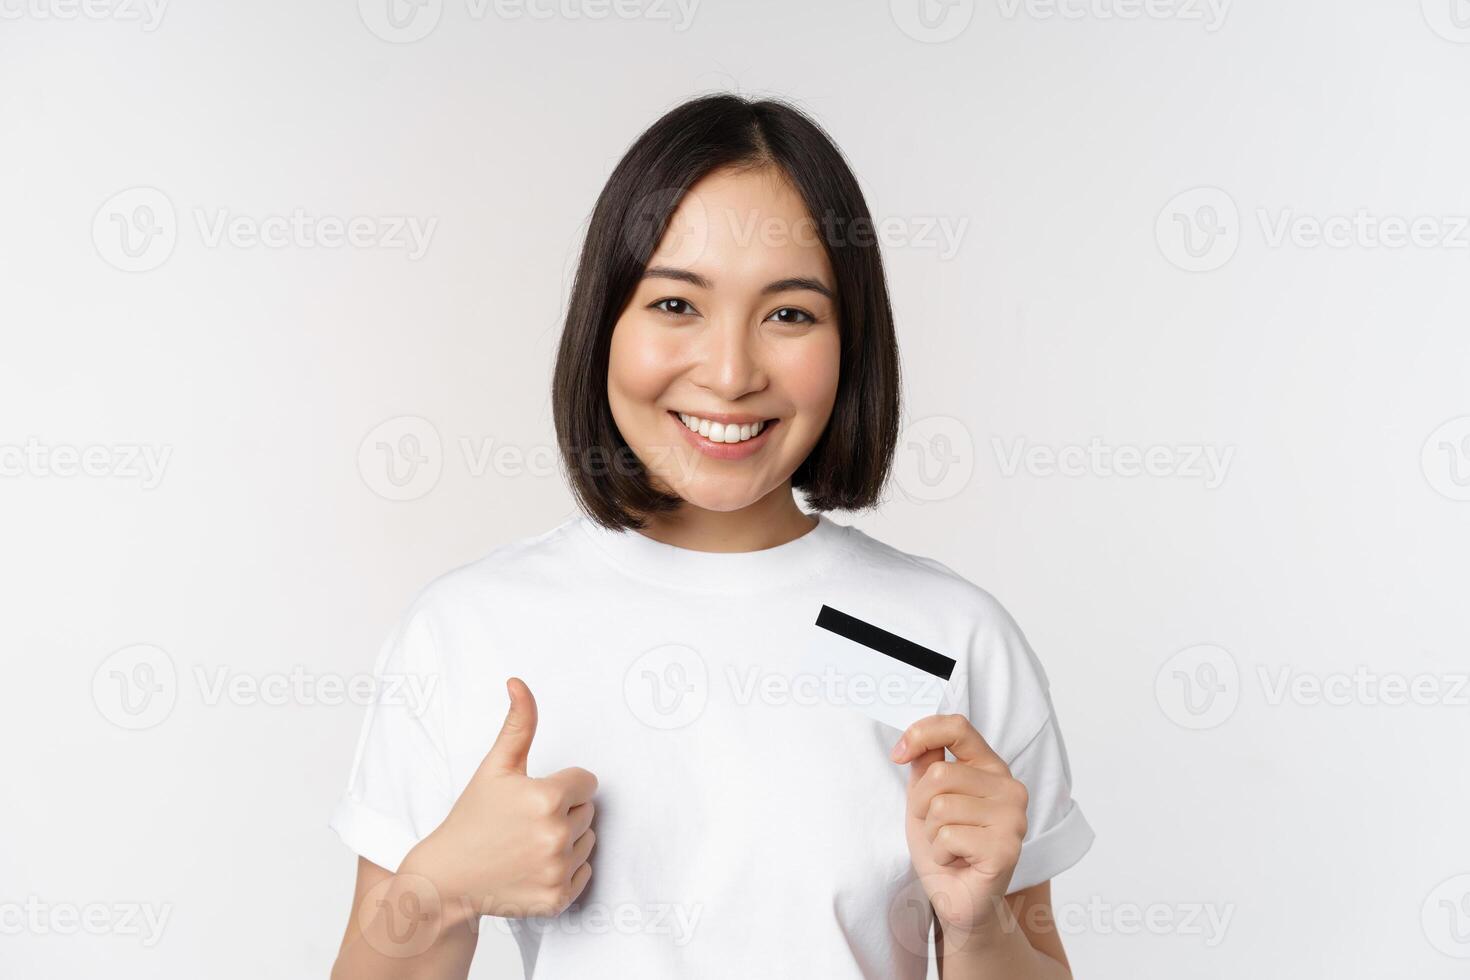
[813,604,956,681]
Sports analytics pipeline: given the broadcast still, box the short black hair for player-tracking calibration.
[552,92,901,531]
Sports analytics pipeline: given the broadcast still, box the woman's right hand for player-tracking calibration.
[400,676,599,925]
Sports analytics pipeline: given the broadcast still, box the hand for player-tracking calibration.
[892,714,1029,939]
[402,677,598,924]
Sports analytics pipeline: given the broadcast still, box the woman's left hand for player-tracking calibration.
[891,713,1029,938]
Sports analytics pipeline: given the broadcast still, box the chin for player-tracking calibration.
[662,482,766,514]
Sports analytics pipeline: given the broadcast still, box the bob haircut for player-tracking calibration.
[552,92,901,531]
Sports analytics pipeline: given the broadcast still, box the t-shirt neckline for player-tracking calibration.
[575,510,848,593]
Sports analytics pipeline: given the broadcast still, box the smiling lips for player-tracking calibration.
[668,410,778,460]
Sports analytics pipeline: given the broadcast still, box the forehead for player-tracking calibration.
[648,166,835,285]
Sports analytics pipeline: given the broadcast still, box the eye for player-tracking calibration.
[767,307,816,325]
[650,297,698,317]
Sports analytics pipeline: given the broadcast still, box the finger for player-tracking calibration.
[569,826,596,868]
[931,824,1023,878]
[906,745,945,793]
[923,794,1027,842]
[566,800,596,839]
[908,762,1028,817]
[540,766,599,810]
[891,713,1007,773]
[566,860,593,904]
[483,677,538,775]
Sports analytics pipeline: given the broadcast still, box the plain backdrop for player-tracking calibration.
[3,1,1468,977]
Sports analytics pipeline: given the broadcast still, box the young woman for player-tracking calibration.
[328,93,1094,979]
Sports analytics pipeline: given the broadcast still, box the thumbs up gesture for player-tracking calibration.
[401,677,599,922]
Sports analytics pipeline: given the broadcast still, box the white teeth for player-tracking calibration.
[677,413,767,444]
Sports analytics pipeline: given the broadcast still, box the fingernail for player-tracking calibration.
[890,738,906,761]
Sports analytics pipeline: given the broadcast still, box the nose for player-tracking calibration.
[689,316,767,402]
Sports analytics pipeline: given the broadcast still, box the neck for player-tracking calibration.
[633,485,817,554]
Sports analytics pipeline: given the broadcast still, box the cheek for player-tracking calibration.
[780,329,841,414]
[608,318,681,405]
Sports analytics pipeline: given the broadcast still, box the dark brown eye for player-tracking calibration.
[652,298,696,317]
[768,307,815,324]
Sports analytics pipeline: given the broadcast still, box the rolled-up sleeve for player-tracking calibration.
[328,601,456,873]
[1003,708,1095,893]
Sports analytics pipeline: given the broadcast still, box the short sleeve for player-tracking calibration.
[327,602,457,873]
[942,591,1095,894]
[1003,705,1094,893]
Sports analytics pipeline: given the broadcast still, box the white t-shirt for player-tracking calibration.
[329,511,1094,978]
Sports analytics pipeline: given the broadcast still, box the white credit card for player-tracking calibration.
[795,604,958,732]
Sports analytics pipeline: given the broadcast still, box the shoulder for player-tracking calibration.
[840,522,1030,642]
[841,523,1054,758]
[397,513,586,632]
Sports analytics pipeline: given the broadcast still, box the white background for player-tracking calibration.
[3,0,1468,977]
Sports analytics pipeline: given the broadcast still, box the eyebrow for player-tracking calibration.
[642,266,834,301]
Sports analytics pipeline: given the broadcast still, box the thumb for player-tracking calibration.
[483,676,538,775]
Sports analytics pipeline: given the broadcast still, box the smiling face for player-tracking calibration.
[606,165,841,514]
